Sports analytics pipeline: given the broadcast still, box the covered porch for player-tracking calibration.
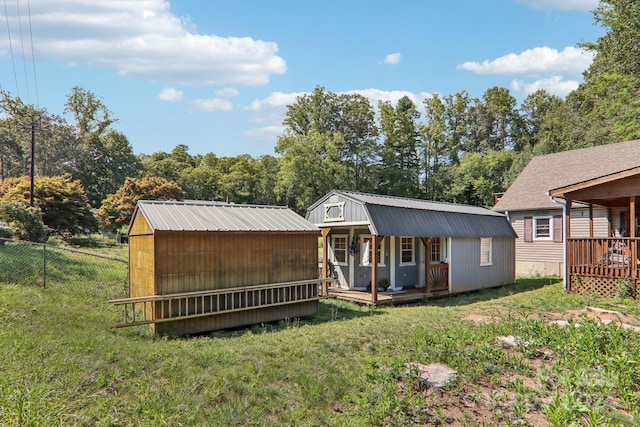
[319,229,449,305]
[550,167,640,298]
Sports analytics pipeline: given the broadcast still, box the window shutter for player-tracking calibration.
[524,216,533,242]
[553,215,563,242]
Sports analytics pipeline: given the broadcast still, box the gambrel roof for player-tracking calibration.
[128,200,319,234]
[307,190,516,238]
[493,139,640,212]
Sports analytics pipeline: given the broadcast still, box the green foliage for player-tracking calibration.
[0,202,48,242]
[96,175,185,230]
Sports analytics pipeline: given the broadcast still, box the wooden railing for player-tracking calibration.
[428,263,448,292]
[568,238,640,278]
[109,278,332,328]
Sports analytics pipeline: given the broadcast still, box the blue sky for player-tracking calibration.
[1,0,603,158]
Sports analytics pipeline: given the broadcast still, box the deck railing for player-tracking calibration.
[568,237,640,278]
[428,263,449,292]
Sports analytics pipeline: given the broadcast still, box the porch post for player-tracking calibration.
[321,228,331,295]
[588,204,594,238]
[631,198,637,282]
[420,238,431,294]
[564,199,572,292]
[370,235,385,304]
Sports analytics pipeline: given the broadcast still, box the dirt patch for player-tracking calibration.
[402,306,640,425]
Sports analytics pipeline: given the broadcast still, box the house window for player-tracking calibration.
[534,217,551,239]
[400,237,415,265]
[332,235,348,265]
[360,235,385,266]
[480,238,492,266]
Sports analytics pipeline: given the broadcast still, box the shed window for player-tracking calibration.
[400,237,415,265]
[431,237,443,263]
[361,235,385,266]
[480,238,492,266]
[332,235,348,265]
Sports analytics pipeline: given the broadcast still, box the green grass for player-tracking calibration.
[1,276,640,425]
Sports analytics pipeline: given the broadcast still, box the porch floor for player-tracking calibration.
[327,286,448,306]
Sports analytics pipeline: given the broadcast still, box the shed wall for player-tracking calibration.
[153,232,318,294]
[449,237,515,293]
[306,193,369,226]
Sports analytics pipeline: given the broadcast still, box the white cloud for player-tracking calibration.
[190,98,233,112]
[383,52,402,65]
[517,0,599,11]
[511,76,580,97]
[1,0,286,86]
[157,87,183,102]
[215,87,239,97]
[244,125,285,142]
[458,46,594,77]
[349,89,432,110]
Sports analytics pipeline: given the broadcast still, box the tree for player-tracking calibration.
[0,174,97,237]
[96,175,185,231]
[450,150,515,207]
[275,130,345,214]
[280,86,379,193]
[63,86,141,207]
[378,96,421,197]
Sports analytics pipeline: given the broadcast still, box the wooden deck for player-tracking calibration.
[328,286,448,306]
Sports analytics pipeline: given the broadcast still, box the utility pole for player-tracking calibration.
[29,115,36,207]
[17,113,42,207]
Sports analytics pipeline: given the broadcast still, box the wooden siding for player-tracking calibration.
[155,301,318,336]
[152,232,318,295]
[129,210,153,236]
[127,227,319,335]
[449,238,515,293]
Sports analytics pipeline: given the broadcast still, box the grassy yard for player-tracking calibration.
[1,275,640,426]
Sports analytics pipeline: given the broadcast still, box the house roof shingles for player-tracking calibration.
[130,200,319,233]
[493,139,640,212]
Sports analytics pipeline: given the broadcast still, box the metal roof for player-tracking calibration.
[309,190,516,239]
[337,191,507,217]
[130,200,319,233]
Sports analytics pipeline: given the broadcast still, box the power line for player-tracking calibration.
[26,0,38,105]
[15,0,31,103]
[2,0,20,98]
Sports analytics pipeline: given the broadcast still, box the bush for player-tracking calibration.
[0,202,49,243]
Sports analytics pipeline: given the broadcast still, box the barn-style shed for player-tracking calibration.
[307,190,517,304]
[112,200,322,335]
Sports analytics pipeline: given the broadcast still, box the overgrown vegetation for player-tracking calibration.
[1,274,639,425]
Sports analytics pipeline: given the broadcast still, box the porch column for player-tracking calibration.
[321,228,331,295]
[563,199,572,291]
[589,204,594,238]
[370,235,385,304]
[631,198,637,282]
[420,237,432,294]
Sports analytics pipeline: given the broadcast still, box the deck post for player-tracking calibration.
[589,204,594,238]
[564,199,572,292]
[321,228,331,295]
[631,198,637,283]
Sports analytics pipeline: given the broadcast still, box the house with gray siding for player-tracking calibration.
[493,139,640,279]
[307,190,516,304]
